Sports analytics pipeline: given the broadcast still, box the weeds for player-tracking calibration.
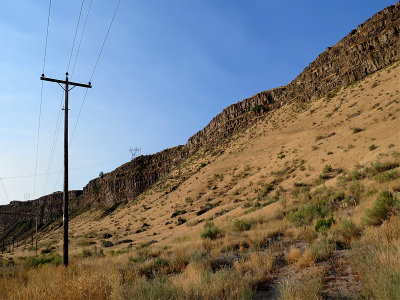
[24,255,62,269]
[351,216,400,299]
[279,268,324,300]
[315,217,334,234]
[365,190,400,226]
[232,219,252,232]
[373,169,400,183]
[201,221,222,240]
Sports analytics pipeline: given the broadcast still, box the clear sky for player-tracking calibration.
[0,0,397,205]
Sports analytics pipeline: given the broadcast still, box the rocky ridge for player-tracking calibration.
[187,2,400,150]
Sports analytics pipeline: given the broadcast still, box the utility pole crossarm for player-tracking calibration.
[40,74,92,88]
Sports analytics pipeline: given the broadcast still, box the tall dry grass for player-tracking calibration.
[0,258,120,300]
[351,215,400,299]
[279,267,324,300]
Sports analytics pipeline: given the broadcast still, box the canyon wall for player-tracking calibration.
[0,191,82,235]
[79,146,188,207]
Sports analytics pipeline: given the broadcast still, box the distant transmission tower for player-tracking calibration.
[24,194,31,201]
[129,147,141,160]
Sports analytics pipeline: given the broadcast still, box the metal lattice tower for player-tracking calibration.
[129,147,141,160]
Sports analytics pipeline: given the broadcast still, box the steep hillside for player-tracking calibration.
[0,3,399,300]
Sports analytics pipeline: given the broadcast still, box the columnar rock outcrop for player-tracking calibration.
[81,146,188,207]
[187,3,400,150]
[0,191,82,233]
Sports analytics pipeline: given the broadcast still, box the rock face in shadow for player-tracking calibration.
[187,3,400,150]
[80,146,188,207]
[0,191,82,237]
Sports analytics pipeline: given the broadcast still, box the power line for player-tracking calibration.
[42,0,52,74]
[70,0,121,145]
[67,0,85,72]
[53,0,121,192]
[34,0,53,200]
[43,0,91,196]
[90,0,121,81]
[71,0,93,78]
[42,94,63,194]
[0,178,10,202]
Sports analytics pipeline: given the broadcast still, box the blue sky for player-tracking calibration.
[0,0,397,204]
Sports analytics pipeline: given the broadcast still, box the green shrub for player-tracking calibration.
[287,187,350,226]
[287,200,331,226]
[252,104,265,114]
[25,255,62,269]
[232,219,251,232]
[315,217,334,234]
[347,170,365,181]
[201,222,222,239]
[352,127,364,134]
[369,144,378,151]
[373,169,400,183]
[322,165,333,174]
[367,161,400,175]
[365,190,400,226]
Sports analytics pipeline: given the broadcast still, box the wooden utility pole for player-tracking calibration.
[35,218,38,255]
[40,72,91,266]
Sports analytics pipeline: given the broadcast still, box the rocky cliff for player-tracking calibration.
[80,146,188,207]
[0,191,82,241]
[187,2,400,150]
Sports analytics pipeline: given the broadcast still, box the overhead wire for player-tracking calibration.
[45,0,90,194]
[52,0,121,192]
[41,95,63,194]
[70,0,121,146]
[70,0,93,79]
[0,179,10,203]
[33,0,52,201]
[89,0,121,82]
[67,0,85,73]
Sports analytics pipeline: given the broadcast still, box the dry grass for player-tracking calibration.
[351,215,400,299]
[234,251,275,282]
[296,248,315,269]
[279,267,325,300]
[286,247,300,264]
[0,259,120,300]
